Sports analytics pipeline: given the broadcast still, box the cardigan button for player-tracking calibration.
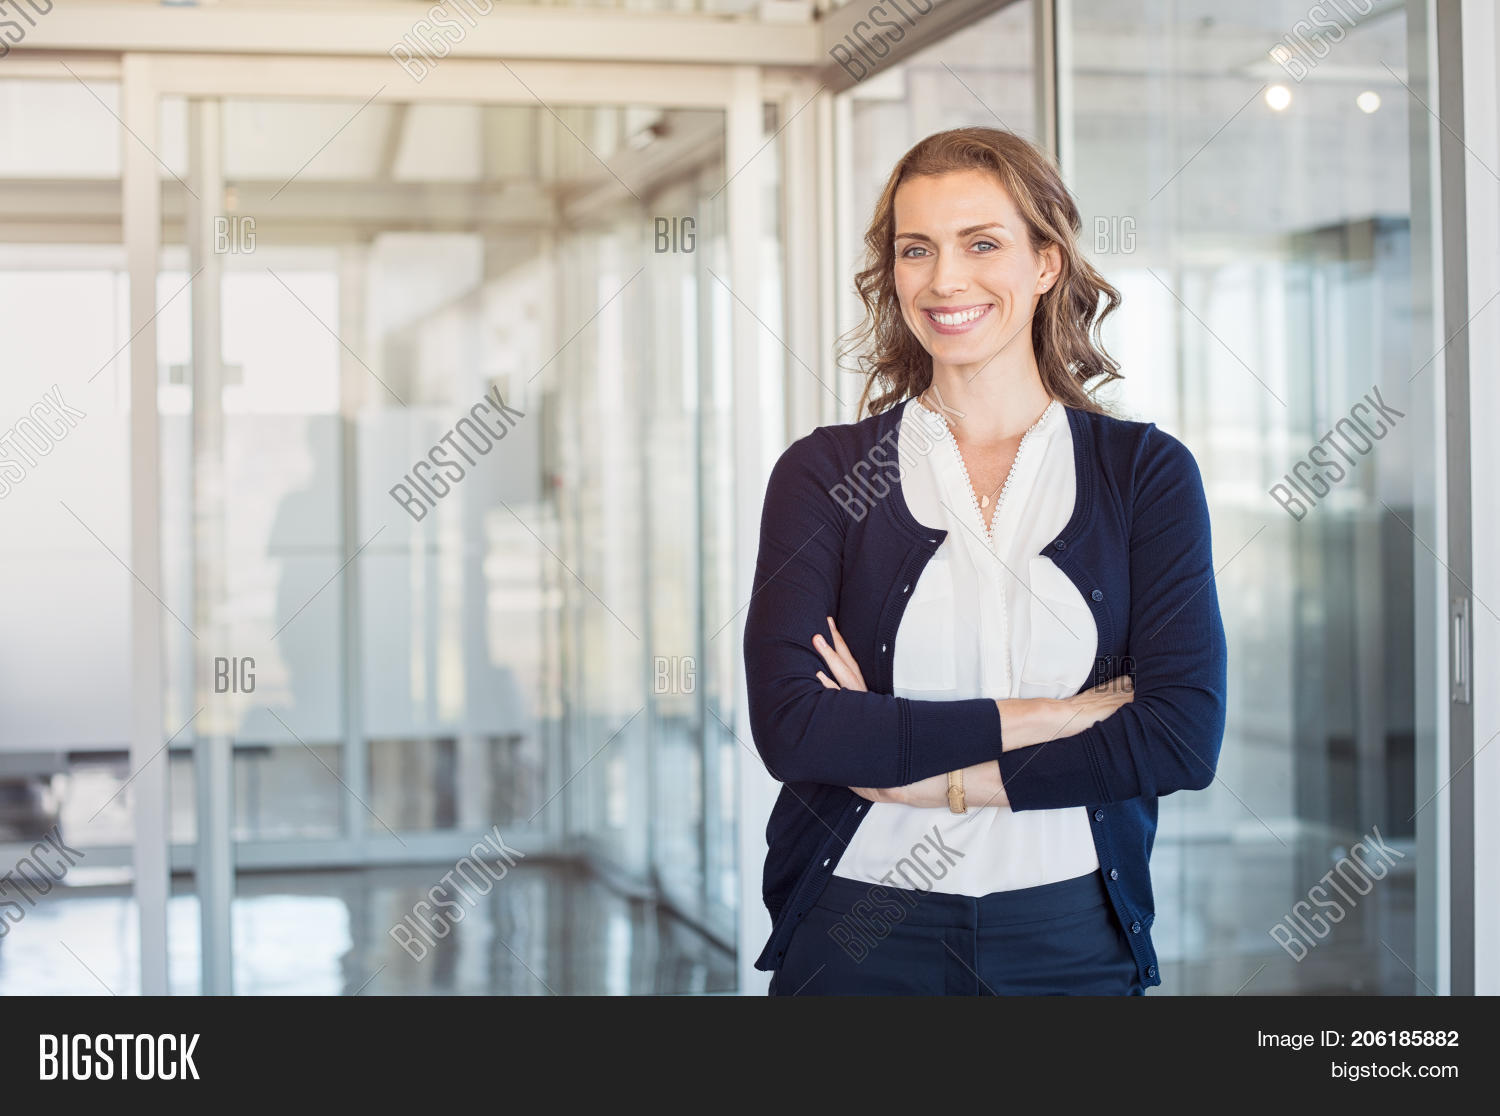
[1147,966,1156,979]
[1054,539,1066,550]
[1091,588,1104,602]
[902,584,910,593]
[1130,921,1141,934]
[881,643,887,652]
[1094,809,1104,821]
[822,858,830,867]
[1109,868,1118,880]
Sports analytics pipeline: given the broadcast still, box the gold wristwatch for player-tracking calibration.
[947,768,967,814]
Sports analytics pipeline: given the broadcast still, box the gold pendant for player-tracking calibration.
[980,495,990,509]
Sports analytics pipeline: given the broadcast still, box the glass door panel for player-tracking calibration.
[160,86,735,992]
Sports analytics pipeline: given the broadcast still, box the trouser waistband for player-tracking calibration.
[815,870,1110,929]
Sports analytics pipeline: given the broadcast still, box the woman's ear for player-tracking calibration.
[1037,242,1063,294]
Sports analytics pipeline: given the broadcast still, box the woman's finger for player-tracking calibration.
[811,634,842,678]
[813,633,861,690]
[816,670,838,689]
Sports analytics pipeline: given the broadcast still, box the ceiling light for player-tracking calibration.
[1266,85,1292,112]
[1356,90,1381,114]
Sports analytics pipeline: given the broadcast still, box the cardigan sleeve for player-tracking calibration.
[743,429,1005,788]
[997,425,1228,808]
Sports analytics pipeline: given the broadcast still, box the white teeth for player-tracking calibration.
[930,307,986,325]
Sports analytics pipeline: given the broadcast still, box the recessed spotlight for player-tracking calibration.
[1266,85,1292,112]
[1356,90,1381,114]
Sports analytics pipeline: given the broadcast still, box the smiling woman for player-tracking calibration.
[743,126,1228,995]
[844,128,1122,419]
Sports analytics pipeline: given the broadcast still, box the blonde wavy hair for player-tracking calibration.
[845,126,1123,418]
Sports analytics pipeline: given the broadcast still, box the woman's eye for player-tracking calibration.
[899,244,929,258]
[973,240,999,253]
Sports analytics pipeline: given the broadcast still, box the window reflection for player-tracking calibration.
[1069,0,1418,994]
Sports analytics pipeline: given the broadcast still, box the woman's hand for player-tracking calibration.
[1063,676,1135,725]
[998,676,1135,750]
[812,616,866,692]
[850,772,951,808]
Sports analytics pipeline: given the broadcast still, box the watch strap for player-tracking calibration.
[947,768,966,814]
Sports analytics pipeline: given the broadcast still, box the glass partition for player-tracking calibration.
[150,91,737,991]
[0,75,148,993]
[1066,0,1425,994]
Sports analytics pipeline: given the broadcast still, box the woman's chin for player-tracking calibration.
[926,338,993,370]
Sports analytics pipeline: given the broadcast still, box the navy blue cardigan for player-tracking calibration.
[742,400,1228,985]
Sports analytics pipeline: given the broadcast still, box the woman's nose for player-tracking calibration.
[928,250,969,296]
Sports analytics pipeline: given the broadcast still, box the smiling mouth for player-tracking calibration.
[923,304,993,333]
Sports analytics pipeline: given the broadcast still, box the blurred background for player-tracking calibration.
[0,0,1494,996]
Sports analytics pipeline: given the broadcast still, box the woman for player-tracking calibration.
[743,127,1227,995]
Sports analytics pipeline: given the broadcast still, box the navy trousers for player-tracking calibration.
[768,869,1144,996]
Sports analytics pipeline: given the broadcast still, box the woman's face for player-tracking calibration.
[891,169,1060,377]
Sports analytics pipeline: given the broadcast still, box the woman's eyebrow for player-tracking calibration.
[894,222,1008,241]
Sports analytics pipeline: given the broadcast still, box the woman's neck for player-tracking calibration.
[922,361,1053,447]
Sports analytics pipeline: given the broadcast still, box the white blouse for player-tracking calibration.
[832,395,1101,895]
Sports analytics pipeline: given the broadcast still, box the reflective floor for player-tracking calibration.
[0,838,1416,996]
[1153,833,1419,996]
[0,860,735,996]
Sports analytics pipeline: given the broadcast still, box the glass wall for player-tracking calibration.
[0,75,144,992]
[144,91,741,991]
[1067,0,1422,994]
[0,68,745,994]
